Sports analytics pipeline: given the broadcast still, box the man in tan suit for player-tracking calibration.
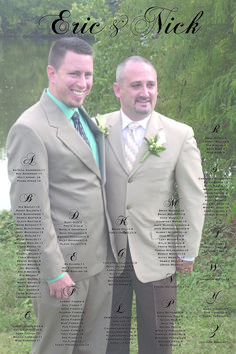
[7,38,116,354]
[101,56,206,353]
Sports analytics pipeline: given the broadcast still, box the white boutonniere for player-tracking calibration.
[140,132,166,162]
[95,114,109,137]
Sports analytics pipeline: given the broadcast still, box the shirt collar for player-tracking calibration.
[121,109,151,130]
[46,88,77,120]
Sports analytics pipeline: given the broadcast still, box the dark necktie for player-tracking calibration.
[71,111,91,149]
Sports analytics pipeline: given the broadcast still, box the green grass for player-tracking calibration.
[0,210,34,353]
[129,216,236,353]
[0,211,235,353]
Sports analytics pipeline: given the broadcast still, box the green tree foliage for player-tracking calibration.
[0,0,75,36]
[0,0,235,219]
[87,0,236,221]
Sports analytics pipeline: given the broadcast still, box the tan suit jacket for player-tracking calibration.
[7,91,117,283]
[103,110,206,283]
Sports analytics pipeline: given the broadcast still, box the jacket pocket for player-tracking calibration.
[150,220,177,240]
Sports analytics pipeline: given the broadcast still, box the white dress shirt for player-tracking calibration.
[121,110,151,148]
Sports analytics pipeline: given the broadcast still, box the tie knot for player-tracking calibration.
[128,122,140,131]
[71,111,80,123]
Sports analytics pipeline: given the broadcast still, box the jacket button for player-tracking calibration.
[128,178,133,183]
[126,205,131,210]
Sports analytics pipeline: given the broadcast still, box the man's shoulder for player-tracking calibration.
[11,91,56,133]
[13,92,47,127]
[101,111,120,124]
[7,93,52,143]
[154,111,193,134]
[17,100,42,124]
[100,110,194,137]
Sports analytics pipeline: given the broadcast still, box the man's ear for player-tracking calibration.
[47,65,56,83]
[113,82,121,98]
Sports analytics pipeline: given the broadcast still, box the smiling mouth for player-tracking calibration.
[72,90,85,97]
[136,98,151,103]
[136,100,151,105]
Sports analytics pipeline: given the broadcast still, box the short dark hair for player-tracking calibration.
[48,37,94,70]
[116,56,156,84]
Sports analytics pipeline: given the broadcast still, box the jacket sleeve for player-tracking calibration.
[175,126,206,257]
[7,123,66,280]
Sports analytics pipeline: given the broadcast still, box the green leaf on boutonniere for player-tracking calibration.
[95,114,109,137]
[140,133,166,162]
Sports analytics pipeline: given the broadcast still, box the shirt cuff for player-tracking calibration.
[178,256,195,261]
[46,272,66,283]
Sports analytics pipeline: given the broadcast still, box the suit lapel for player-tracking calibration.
[80,106,106,183]
[106,111,129,175]
[40,91,102,180]
[131,111,164,173]
[107,111,165,176]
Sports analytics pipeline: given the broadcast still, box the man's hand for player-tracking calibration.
[176,257,194,274]
[48,272,75,299]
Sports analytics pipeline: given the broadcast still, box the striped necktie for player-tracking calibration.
[71,111,91,149]
[124,122,140,171]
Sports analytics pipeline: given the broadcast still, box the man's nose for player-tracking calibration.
[140,85,149,96]
[77,74,86,88]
